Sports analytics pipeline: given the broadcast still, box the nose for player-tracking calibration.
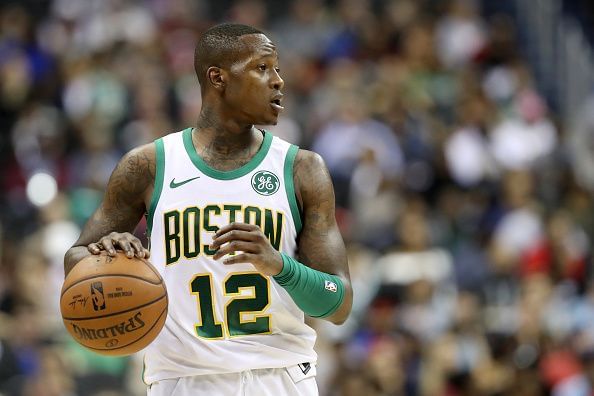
[270,69,284,91]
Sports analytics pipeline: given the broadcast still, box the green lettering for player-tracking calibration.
[225,273,270,336]
[264,210,283,251]
[203,205,221,255]
[164,211,181,265]
[183,207,201,258]
[223,204,242,223]
[191,275,224,338]
[244,206,261,227]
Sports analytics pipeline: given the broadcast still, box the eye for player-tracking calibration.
[258,64,267,71]
[275,67,280,73]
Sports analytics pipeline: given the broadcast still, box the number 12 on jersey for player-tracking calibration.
[190,273,271,339]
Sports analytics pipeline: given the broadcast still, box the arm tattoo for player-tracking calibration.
[74,145,156,247]
[294,150,347,276]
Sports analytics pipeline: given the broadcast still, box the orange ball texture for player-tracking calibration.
[60,252,167,356]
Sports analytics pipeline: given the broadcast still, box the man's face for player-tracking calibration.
[223,34,284,126]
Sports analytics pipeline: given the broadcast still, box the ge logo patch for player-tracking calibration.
[251,170,280,196]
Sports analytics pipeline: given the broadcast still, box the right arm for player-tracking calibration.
[64,143,156,276]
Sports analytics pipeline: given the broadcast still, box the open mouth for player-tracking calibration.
[270,99,284,111]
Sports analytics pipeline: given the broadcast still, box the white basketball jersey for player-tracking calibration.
[142,128,317,383]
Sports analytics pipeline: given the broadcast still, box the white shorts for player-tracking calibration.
[147,364,318,396]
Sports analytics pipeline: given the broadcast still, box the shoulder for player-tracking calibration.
[118,143,157,176]
[293,149,333,202]
[128,142,156,157]
[294,149,326,173]
[294,149,328,180]
[108,142,157,193]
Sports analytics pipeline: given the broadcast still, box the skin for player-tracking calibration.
[64,33,352,325]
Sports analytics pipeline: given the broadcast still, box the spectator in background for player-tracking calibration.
[444,93,496,187]
[271,0,335,60]
[376,200,456,343]
[435,0,487,70]
[489,89,557,172]
[488,170,544,276]
[312,83,403,209]
[568,89,594,193]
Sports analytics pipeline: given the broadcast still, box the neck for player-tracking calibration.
[194,106,258,156]
[192,106,262,158]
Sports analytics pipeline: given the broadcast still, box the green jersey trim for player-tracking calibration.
[284,144,302,234]
[147,138,165,236]
[182,128,273,180]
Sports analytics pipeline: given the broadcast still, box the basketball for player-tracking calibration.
[60,252,168,356]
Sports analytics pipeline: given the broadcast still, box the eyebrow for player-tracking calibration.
[251,51,279,62]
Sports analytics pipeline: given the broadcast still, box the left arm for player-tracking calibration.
[211,149,352,325]
[291,149,353,324]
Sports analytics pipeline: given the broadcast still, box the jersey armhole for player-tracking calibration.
[284,144,303,234]
[146,138,165,237]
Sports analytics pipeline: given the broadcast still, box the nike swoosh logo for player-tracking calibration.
[169,176,200,189]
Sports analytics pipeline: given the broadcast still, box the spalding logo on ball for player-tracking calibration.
[60,252,168,356]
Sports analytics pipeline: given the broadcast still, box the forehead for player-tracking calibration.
[231,34,278,68]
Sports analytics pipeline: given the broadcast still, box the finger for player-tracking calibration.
[214,222,259,238]
[115,239,134,258]
[130,240,146,258]
[144,248,151,259]
[100,238,117,256]
[211,230,257,249]
[88,243,102,255]
[213,241,257,260]
[223,253,253,265]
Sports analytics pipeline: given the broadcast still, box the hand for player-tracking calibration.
[87,232,150,259]
[210,223,283,276]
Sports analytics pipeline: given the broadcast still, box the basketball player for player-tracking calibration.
[64,23,352,395]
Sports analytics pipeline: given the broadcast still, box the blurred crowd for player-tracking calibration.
[1,0,594,395]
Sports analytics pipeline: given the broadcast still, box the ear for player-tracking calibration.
[207,66,226,90]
